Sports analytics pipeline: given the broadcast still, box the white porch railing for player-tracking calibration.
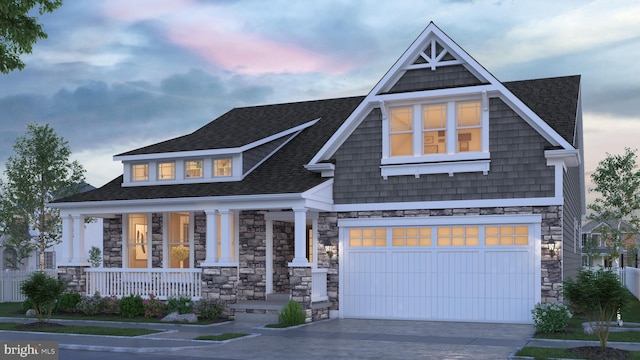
[624,267,640,300]
[85,268,202,300]
[311,268,328,302]
[0,269,57,303]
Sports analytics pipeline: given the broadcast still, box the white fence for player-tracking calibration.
[85,268,202,300]
[624,267,640,300]
[0,269,58,302]
[311,268,328,302]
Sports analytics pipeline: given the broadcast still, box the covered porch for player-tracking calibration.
[55,189,335,321]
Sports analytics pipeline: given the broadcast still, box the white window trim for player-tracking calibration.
[380,91,490,178]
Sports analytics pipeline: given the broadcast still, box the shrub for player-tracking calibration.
[56,292,82,313]
[22,298,33,313]
[143,293,168,318]
[119,294,144,318]
[564,267,628,349]
[77,292,104,316]
[531,302,572,333]
[102,295,120,314]
[20,271,67,323]
[195,298,223,320]
[167,296,193,314]
[278,300,306,326]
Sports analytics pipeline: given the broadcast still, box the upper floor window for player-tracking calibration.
[132,164,149,181]
[158,162,175,180]
[185,160,203,178]
[214,158,232,177]
[381,96,489,178]
[390,100,482,158]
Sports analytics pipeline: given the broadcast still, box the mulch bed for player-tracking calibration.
[567,346,631,360]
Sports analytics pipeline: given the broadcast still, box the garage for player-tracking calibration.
[339,219,540,323]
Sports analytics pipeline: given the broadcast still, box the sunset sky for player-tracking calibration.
[1,0,639,206]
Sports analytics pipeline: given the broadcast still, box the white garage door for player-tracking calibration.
[341,224,537,323]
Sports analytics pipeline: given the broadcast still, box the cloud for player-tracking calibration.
[0,69,273,186]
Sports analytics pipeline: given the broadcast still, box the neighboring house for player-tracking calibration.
[50,22,585,324]
[581,220,640,268]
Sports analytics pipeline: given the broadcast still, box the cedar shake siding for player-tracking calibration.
[332,97,555,204]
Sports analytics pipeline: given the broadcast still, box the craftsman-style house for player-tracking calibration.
[51,22,585,324]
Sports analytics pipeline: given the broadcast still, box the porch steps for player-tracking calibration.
[230,293,291,323]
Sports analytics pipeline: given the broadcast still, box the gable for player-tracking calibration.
[309,22,578,166]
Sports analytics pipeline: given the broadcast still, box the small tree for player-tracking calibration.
[563,267,627,349]
[0,123,85,271]
[587,148,640,264]
[20,271,66,323]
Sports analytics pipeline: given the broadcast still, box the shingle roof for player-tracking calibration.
[54,75,580,204]
[503,75,580,144]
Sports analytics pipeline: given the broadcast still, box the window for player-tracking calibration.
[168,212,190,268]
[485,225,528,246]
[437,226,479,246]
[158,162,175,180]
[127,214,148,268]
[214,158,232,177]
[132,164,148,181]
[349,228,387,247]
[185,160,203,178]
[389,100,482,158]
[35,251,56,269]
[390,107,413,156]
[456,101,481,152]
[423,104,446,154]
[392,227,432,246]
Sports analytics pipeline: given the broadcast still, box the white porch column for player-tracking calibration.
[289,208,310,266]
[63,214,74,264]
[71,214,89,265]
[218,209,233,263]
[201,209,219,266]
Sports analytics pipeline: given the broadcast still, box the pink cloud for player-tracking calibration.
[167,23,350,75]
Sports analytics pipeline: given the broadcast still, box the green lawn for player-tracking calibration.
[0,322,160,336]
[515,346,640,359]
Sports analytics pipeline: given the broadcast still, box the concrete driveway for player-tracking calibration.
[156,319,534,359]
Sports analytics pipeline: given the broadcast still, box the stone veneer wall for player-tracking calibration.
[237,210,267,301]
[316,205,564,312]
[317,213,339,311]
[201,266,238,317]
[103,216,122,268]
[273,220,294,294]
[58,266,88,294]
[289,266,312,322]
[194,212,206,265]
[151,213,163,268]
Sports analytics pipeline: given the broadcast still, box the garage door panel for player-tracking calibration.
[342,226,537,323]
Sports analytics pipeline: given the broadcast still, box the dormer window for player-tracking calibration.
[132,164,149,181]
[214,158,232,177]
[185,160,203,178]
[381,96,489,178]
[158,161,175,180]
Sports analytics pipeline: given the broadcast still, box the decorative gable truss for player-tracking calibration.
[116,118,320,187]
[308,22,580,182]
